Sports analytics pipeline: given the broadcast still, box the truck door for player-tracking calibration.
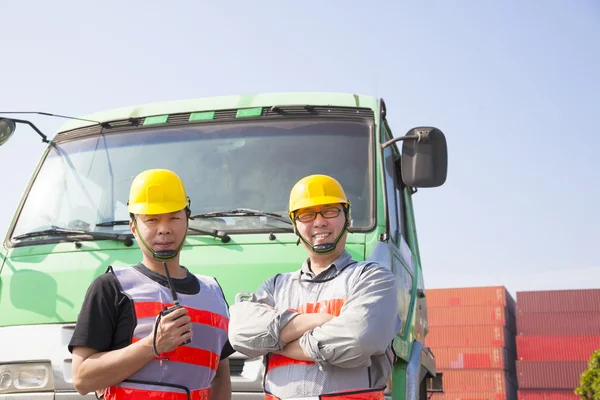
[382,123,414,340]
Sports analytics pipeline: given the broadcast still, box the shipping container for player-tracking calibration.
[516,289,600,313]
[439,369,517,394]
[517,390,578,400]
[516,361,588,389]
[428,305,516,333]
[516,335,600,361]
[426,326,516,351]
[426,287,516,311]
[431,391,516,400]
[432,347,514,371]
[516,311,600,336]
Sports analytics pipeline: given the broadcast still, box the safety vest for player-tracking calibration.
[104,266,229,400]
[263,261,389,400]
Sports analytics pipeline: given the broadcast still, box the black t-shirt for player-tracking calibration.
[68,263,235,360]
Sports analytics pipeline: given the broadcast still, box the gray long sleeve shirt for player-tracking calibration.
[229,251,401,395]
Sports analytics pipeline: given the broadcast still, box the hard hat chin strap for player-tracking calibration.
[293,207,350,255]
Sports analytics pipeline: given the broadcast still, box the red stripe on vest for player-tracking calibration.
[268,353,315,369]
[131,338,220,370]
[322,390,385,400]
[105,386,210,400]
[264,389,384,400]
[290,298,347,316]
[134,302,229,331]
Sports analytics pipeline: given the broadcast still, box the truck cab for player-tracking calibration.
[0,92,447,399]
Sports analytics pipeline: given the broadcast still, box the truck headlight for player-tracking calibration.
[0,362,53,393]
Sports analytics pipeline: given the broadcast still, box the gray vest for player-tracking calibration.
[105,266,229,400]
[264,261,390,399]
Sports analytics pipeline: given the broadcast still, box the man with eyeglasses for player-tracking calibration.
[229,174,401,400]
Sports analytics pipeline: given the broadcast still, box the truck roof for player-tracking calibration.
[57,92,380,133]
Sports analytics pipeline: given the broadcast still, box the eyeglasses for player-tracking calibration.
[295,207,342,223]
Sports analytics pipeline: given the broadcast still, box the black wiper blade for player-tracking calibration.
[190,208,292,225]
[96,220,130,227]
[187,227,230,243]
[12,228,134,246]
[98,220,232,243]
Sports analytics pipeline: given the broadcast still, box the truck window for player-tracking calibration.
[383,146,400,245]
[10,119,375,241]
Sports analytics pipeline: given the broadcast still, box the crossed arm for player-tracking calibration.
[228,265,401,368]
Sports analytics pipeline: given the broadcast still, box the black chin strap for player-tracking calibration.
[132,218,187,261]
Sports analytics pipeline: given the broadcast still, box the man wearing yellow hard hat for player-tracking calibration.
[229,174,401,400]
[69,169,233,400]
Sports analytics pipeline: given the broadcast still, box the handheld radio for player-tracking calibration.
[161,261,192,345]
[151,261,192,359]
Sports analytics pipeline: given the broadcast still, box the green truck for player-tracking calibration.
[0,92,447,399]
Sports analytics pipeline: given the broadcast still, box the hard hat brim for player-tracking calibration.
[128,201,187,216]
[290,195,348,214]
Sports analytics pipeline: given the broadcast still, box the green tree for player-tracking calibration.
[575,349,600,400]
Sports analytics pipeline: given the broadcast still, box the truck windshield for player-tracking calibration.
[10,119,373,241]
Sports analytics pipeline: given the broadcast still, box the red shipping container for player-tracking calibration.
[428,305,516,331]
[433,347,514,371]
[431,392,516,400]
[516,336,600,361]
[517,289,600,313]
[516,311,600,336]
[426,287,516,311]
[426,326,515,350]
[517,390,578,400]
[516,361,587,389]
[440,369,517,394]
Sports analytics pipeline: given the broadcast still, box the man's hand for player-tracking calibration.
[152,307,193,353]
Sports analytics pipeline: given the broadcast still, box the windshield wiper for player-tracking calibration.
[97,220,231,243]
[190,208,292,225]
[187,227,230,243]
[12,227,134,246]
[96,220,130,227]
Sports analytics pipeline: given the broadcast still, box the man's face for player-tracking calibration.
[294,203,347,251]
[130,209,188,256]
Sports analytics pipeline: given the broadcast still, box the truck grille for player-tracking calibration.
[229,358,245,376]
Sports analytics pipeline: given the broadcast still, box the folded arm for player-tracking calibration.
[229,277,299,357]
[298,264,401,368]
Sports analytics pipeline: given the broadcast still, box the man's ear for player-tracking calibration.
[129,218,137,237]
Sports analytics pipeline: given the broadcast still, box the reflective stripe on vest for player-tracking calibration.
[265,387,385,400]
[106,385,210,400]
[105,266,229,399]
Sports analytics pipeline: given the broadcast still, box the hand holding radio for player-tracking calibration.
[152,306,192,354]
[150,261,193,358]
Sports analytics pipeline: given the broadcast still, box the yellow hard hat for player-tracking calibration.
[288,174,349,218]
[127,169,189,215]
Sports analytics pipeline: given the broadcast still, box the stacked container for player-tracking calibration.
[516,289,600,400]
[425,287,518,400]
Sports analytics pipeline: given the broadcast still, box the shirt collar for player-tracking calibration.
[295,250,353,279]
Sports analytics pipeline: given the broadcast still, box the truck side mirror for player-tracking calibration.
[0,118,17,146]
[400,127,447,188]
[0,117,50,145]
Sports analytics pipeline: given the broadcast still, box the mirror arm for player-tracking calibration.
[381,135,416,149]
[381,129,434,149]
[9,119,49,143]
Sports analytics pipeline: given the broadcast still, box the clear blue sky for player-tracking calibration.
[1,1,598,295]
